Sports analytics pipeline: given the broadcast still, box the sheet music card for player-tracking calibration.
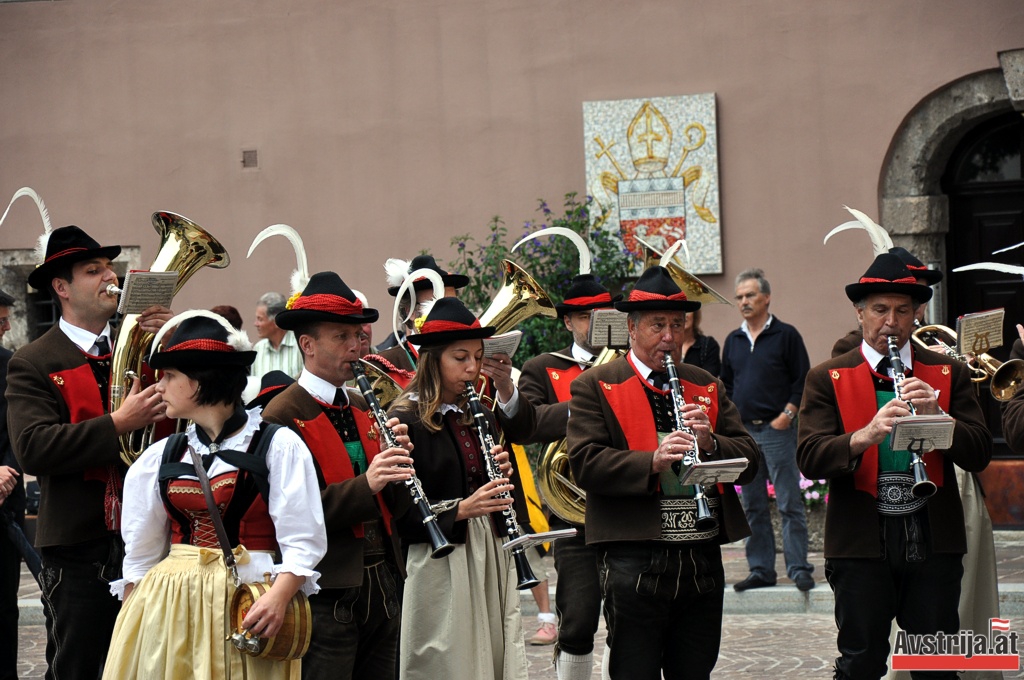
[588,309,630,349]
[677,457,749,486]
[504,528,578,552]
[957,308,1004,354]
[116,271,179,315]
[483,330,522,359]
[889,414,955,451]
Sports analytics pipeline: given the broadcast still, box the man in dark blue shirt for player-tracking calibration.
[722,268,814,592]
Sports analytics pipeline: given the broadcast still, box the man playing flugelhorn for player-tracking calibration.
[6,200,172,679]
[797,252,991,680]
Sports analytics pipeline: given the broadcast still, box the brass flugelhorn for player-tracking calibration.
[111,212,230,465]
[478,259,556,333]
[911,324,1024,401]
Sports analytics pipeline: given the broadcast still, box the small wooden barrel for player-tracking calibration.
[229,580,312,661]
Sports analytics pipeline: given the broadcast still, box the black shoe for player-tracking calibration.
[733,573,776,591]
[794,572,815,592]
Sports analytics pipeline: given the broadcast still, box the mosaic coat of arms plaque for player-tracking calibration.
[583,94,721,275]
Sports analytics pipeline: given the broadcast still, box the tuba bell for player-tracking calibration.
[911,324,1024,402]
[478,259,557,333]
[110,212,230,465]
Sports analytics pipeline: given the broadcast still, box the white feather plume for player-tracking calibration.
[659,239,691,269]
[993,241,1024,255]
[0,188,53,262]
[952,262,1024,278]
[512,227,592,275]
[247,224,310,294]
[385,258,411,289]
[392,268,445,343]
[823,206,894,257]
[150,309,253,360]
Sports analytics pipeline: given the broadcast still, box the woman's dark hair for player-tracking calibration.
[179,364,249,407]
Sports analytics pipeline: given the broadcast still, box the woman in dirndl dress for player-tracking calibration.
[103,311,327,680]
[387,297,536,680]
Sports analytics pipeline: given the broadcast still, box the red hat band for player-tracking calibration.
[164,339,234,353]
[419,319,482,334]
[628,289,689,303]
[291,293,363,315]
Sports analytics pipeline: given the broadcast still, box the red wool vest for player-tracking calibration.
[831,353,951,496]
[546,364,584,404]
[291,405,393,537]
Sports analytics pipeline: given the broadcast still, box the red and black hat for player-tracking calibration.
[386,255,469,297]
[888,247,943,286]
[149,311,257,369]
[246,370,295,410]
[275,271,379,329]
[406,297,495,347]
[555,274,621,317]
[845,253,934,304]
[28,225,122,291]
[614,266,701,313]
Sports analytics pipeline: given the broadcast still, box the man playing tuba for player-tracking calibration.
[7,225,172,679]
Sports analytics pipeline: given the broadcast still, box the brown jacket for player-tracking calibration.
[518,346,579,444]
[262,382,407,588]
[566,354,760,545]
[797,346,991,558]
[7,325,121,547]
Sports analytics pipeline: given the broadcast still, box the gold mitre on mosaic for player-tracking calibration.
[627,101,673,174]
[637,236,730,305]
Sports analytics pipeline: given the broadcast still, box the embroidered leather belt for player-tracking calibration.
[658,496,721,542]
[876,472,928,516]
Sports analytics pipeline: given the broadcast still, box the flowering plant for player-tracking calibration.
[734,475,829,508]
[447,193,634,364]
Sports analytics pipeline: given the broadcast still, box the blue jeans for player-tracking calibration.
[739,422,812,581]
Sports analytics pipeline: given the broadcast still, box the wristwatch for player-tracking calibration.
[782,408,796,420]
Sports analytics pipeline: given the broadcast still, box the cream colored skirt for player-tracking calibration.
[885,468,1002,680]
[103,544,300,680]
[399,516,528,680]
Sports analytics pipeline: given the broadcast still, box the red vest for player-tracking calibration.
[290,404,394,537]
[165,473,277,551]
[831,351,951,496]
[546,363,585,403]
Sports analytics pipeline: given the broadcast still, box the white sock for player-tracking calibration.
[556,651,594,680]
[601,645,612,680]
[538,612,557,626]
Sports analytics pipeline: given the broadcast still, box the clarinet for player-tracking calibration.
[885,336,937,499]
[463,381,541,590]
[350,362,454,558]
[663,356,718,531]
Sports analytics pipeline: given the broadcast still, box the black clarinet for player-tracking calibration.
[664,356,718,531]
[351,362,454,558]
[463,381,541,590]
[886,335,937,499]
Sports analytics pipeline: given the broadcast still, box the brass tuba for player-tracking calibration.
[536,346,621,524]
[111,212,230,465]
[911,324,1024,402]
[478,259,557,333]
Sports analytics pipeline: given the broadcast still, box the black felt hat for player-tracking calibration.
[614,266,701,313]
[845,253,934,304]
[275,272,379,329]
[149,313,257,370]
[246,370,295,410]
[555,274,622,317]
[27,225,122,290]
[888,247,943,286]
[386,255,469,297]
[406,297,496,347]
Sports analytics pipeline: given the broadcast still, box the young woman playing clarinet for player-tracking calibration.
[387,294,536,680]
[103,311,326,680]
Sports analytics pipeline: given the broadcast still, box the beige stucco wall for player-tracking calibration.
[1,0,1022,362]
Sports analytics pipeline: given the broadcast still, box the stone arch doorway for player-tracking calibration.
[878,49,1024,525]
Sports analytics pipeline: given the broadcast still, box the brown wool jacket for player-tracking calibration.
[797,346,991,559]
[261,382,409,588]
[518,346,579,444]
[7,325,121,548]
[566,355,760,546]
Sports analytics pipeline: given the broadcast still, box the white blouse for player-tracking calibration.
[110,408,327,598]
